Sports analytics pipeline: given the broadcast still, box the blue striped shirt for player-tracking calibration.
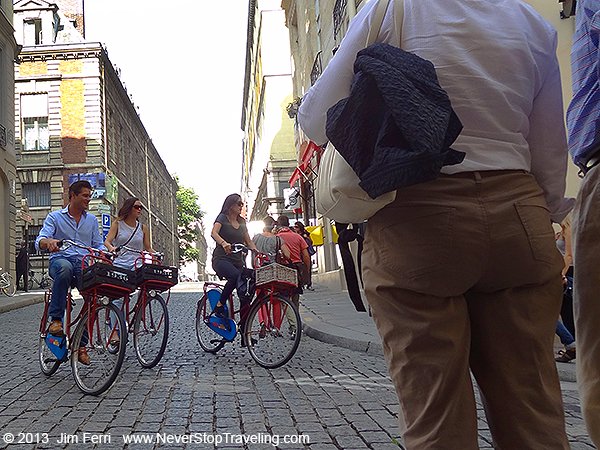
[35,206,105,262]
[567,0,600,166]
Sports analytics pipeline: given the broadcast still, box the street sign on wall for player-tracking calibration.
[284,187,300,210]
[101,214,111,228]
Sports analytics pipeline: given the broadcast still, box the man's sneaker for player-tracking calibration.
[555,348,576,363]
[213,303,227,319]
[48,320,64,336]
[78,347,91,365]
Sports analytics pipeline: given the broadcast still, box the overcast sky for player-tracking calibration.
[84,1,250,232]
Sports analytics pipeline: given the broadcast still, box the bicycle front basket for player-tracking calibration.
[134,264,178,291]
[80,263,136,298]
[255,263,298,287]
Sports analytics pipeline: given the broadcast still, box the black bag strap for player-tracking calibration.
[116,220,140,251]
[336,222,366,312]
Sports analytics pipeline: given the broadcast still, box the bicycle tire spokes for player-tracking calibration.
[1,271,16,296]
[133,293,169,368]
[245,295,301,369]
[71,303,126,395]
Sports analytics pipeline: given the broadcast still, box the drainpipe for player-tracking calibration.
[144,139,152,245]
[101,57,108,177]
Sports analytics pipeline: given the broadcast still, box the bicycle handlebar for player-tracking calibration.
[118,245,163,257]
[117,245,164,263]
[57,239,116,260]
[230,243,249,254]
[231,243,265,257]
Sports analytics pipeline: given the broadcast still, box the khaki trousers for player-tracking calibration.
[572,164,600,446]
[363,171,569,450]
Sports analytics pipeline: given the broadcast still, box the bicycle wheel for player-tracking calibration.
[133,292,169,368]
[38,332,62,376]
[40,276,50,290]
[1,273,16,297]
[71,302,127,395]
[195,293,226,353]
[244,294,301,369]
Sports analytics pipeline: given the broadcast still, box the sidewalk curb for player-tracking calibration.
[299,305,578,384]
[0,294,45,314]
[300,305,384,356]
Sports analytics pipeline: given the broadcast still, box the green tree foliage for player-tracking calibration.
[175,177,204,263]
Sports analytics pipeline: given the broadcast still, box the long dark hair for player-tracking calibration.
[294,221,306,232]
[118,197,141,220]
[219,193,242,217]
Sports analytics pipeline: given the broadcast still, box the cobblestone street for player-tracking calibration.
[0,291,594,449]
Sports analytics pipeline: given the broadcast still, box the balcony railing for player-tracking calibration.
[333,0,348,39]
[310,51,323,86]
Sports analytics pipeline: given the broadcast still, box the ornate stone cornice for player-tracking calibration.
[17,42,102,63]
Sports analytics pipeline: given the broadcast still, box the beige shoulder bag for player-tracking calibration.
[314,0,404,223]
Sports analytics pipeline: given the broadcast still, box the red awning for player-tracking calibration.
[289,167,302,187]
[289,141,322,186]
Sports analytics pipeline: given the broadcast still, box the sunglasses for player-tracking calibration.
[133,205,144,210]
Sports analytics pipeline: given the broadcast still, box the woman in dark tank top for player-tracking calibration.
[210,194,258,321]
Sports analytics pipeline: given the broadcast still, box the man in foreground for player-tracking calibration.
[298,0,573,447]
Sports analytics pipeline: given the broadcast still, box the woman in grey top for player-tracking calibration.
[252,216,290,264]
[104,197,154,344]
[104,197,154,268]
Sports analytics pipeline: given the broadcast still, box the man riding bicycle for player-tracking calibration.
[36,180,106,365]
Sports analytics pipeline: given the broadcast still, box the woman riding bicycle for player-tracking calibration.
[104,197,154,267]
[211,194,258,322]
[104,197,154,343]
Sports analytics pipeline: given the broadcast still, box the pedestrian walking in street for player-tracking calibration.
[565,0,600,444]
[293,221,315,290]
[15,241,28,291]
[252,216,291,263]
[298,0,573,448]
[275,215,310,336]
[275,216,310,297]
[554,215,576,363]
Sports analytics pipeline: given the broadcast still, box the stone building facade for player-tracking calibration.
[241,0,297,222]
[13,0,178,270]
[0,0,17,277]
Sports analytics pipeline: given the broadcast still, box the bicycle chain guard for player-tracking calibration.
[45,334,68,361]
[207,317,237,341]
[206,289,236,341]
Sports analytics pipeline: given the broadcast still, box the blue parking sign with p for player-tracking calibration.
[102,214,111,228]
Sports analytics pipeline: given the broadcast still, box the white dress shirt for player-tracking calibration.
[298,0,573,222]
